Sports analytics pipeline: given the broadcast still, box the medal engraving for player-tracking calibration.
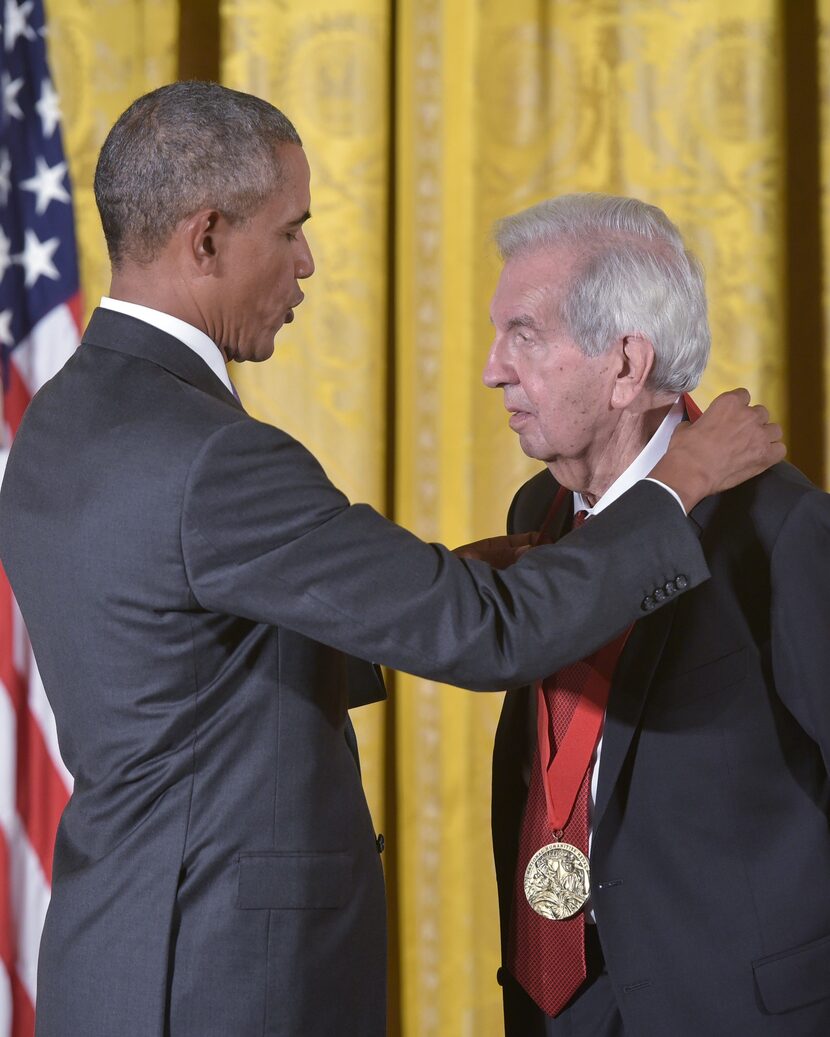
[524,842,590,920]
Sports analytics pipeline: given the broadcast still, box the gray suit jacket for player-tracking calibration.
[0,308,709,1037]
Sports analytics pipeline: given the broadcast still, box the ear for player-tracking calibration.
[610,334,655,410]
[179,209,222,272]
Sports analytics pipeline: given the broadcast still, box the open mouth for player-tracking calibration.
[284,294,304,326]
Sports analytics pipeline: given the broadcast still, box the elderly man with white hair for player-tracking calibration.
[486,194,830,1037]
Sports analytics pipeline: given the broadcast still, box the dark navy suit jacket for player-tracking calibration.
[494,463,830,1036]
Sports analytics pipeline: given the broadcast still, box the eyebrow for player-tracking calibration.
[492,313,541,332]
[286,210,312,228]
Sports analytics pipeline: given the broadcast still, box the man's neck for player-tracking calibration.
[549,402,674,507]
[109,265,206,337]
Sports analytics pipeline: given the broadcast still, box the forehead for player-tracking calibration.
[260,143,311,218]
[490,246,579,323]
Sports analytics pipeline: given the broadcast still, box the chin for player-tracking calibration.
[518,434,544,460]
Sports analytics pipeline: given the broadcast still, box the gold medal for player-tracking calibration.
[523,841,590,920]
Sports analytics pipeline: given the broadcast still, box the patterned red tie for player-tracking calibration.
[508,509,593,1017]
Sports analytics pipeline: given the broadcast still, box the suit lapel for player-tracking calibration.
[591,601,679,832]
[81,307,244,411]
[592,488,721,832]
[504,464,720,835]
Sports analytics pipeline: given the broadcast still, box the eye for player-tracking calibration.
[286,231,298,242]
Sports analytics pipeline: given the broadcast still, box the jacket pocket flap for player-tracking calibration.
[236,851,352,910]
[649,645,748,712]
[752,932,830,1014]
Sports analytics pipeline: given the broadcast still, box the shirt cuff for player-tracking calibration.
[643,477,687,515]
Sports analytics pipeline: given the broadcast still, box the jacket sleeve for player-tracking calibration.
[181,418,710,691]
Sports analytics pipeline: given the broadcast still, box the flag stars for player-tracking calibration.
[0,225,11,281]
[20,156,69,215]
[2,72,25,121]
[0,309,12,348]
[0,149,11,205]
[4,0,36,52]
[15,229,60,288]
[36,77,61,137]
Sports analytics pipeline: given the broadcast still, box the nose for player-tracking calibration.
[295,232,315,279]
[482,335,513,389]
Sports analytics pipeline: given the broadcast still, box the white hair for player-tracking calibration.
[494,194,710,393]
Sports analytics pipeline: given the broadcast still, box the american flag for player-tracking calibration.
[1,1,79,1033]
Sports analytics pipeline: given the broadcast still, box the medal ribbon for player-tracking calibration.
[536,630,632,833]
[535,393,699,834]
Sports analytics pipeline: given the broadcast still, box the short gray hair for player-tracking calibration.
[494,194,710,393]
[94,80,302,266]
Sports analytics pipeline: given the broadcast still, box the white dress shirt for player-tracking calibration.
[525,398,686,920]
[99,296,235,395]
[575,397,685,852]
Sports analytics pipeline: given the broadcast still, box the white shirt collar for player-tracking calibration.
[573,397,685,517]
[99,296,234,394]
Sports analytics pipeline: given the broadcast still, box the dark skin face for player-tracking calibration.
[109,143,315,363]
[201,144,314,363]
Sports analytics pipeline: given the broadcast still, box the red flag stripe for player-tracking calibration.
[0,576,68,885]
[0,827,12,971]
[14,713,66,888]
[66,292,83,334]
[0,574,26,716]
[2,366,32,442]
[9,971,34,1037]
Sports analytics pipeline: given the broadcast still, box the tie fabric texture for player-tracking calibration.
[508,508,597,1018]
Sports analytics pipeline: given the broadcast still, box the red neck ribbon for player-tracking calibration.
[534,393,699,834]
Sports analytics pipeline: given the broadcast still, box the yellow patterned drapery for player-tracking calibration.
[45,2,828,1035]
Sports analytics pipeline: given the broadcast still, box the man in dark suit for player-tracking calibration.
[486,192,830,1036]
[0,85,781,1037]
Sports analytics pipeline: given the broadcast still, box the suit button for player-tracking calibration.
[641,595,656,612]
[663,581,676,596]
[376,834,385,854]
[674,574,688,591]
[496,967,505,987]
[653,587,666,603]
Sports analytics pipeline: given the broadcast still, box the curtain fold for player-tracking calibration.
[44,0,179,319]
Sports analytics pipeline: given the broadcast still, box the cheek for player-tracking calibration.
[536,386,595,446]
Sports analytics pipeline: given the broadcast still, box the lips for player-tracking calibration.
[284,293,305,325]
[507,408,532,431]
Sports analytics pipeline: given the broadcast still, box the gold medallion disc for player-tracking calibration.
[523,842,590,920]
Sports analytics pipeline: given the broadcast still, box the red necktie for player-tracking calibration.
[508,510,593,1017]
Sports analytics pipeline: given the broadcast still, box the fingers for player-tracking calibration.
[751,403,769,424]
[452,531,540,567]
[719,386,751,405]
[507,532,538,548]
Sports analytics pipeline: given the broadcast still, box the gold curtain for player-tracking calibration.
[47,2,828,1035]
[44,0,179,315]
